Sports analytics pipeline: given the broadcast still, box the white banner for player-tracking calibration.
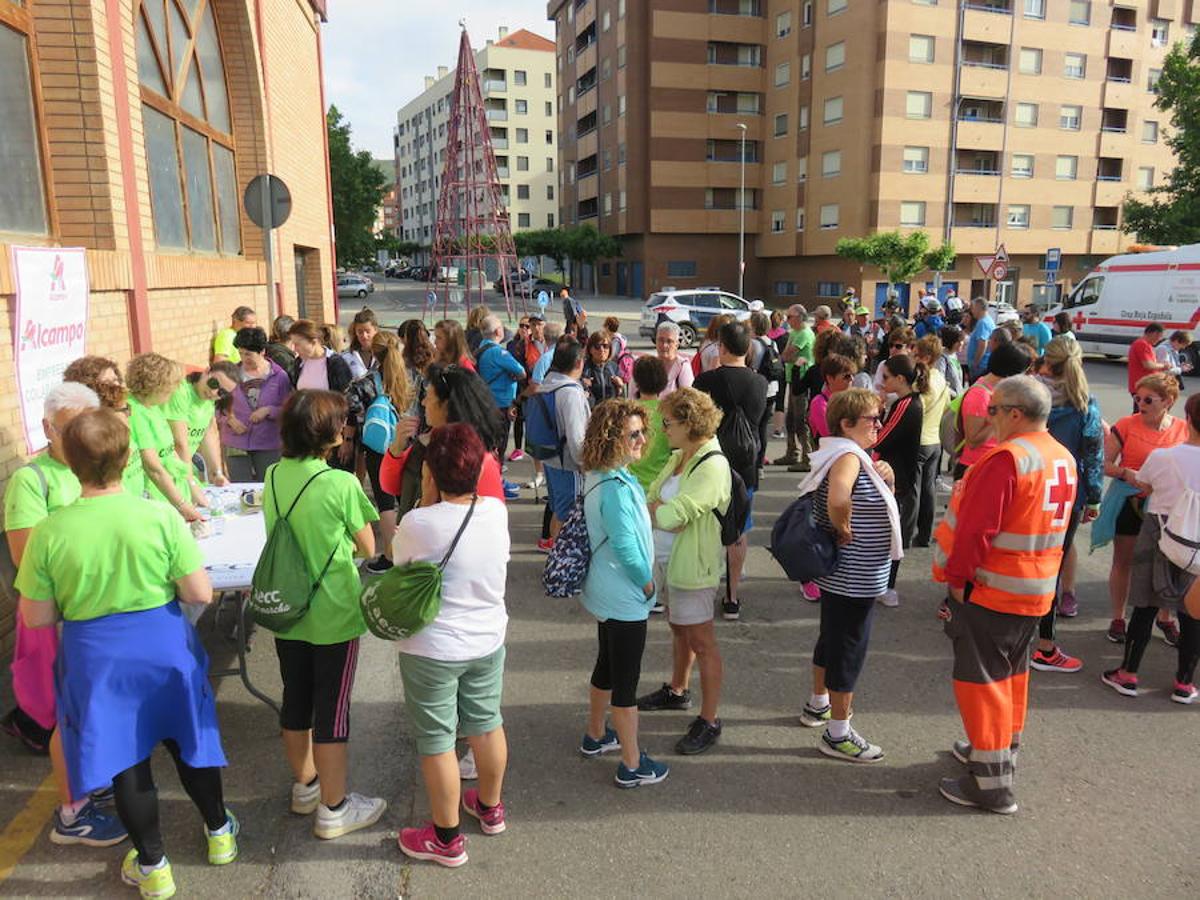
[11,247,90,454]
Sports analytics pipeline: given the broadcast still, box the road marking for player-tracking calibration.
[0,773,56,885]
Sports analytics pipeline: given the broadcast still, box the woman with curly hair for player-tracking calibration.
[399,319,435,422]
[578,399,668,788]
[64,355,128,412]
[126,353,205,519]
[433,319,476,372]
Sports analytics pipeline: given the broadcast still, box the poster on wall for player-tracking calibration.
[11,246,90,454]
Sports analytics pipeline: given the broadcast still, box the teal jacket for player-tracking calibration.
[581,468,654,621]
[648,437,731,590]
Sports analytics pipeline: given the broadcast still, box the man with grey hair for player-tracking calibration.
[654,320,694,397]
[3,380,127,845]
[932,375,1077,815]
[775,304,814,471]
[475,314,527,476]
[812,305,833,334]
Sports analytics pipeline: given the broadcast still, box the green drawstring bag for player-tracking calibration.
[360,496,477,641]
[249,468,335,632]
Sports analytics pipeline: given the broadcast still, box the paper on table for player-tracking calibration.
[199,484,266,591]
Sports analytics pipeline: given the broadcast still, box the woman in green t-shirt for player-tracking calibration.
[165,361,242,486]
[16,408,235,899]
[262,390,385,841]
[126,353,207,520]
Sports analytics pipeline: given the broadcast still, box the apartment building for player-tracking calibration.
[394,27,558,251]
[550,0,1185,308]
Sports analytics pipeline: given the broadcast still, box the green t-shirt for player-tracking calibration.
[164,379,215,457]
[129,396,192,503]
[3,453,81,532]
[15,492,203,621]
[262,457,379,645]
[785,326,815,381]
[212,327,241,364]
[628,398,672,492]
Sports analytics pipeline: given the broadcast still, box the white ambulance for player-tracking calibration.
[1046,243,1200,357]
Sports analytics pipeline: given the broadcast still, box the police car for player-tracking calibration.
[638,287,764,348]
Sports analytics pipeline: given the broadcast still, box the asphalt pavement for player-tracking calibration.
[2,358,1198,898]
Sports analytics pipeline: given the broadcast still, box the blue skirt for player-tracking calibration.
[57,601,227,796]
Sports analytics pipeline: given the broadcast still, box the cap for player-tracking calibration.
[922,297,942,311]
[854,306,870,316]
[945,297,964,312]
[528,314,545,323]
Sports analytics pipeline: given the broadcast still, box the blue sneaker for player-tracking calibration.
[579,727,621,757]
[90,785,116,809]
[614,752,670,789]
[50,799,128,847]
[502,479,521,500]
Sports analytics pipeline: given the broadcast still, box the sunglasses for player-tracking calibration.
[206,376,230,399]
[626,429,646,442]
[594,342,610,348]
[519,323,531,329]
[986,404,1022,416]
[890,343,908,350]
[1136,395,1160,406]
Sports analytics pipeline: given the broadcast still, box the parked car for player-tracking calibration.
[638,287,764,348]
[337,274,375,299]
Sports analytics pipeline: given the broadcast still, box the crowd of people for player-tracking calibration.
[3,290,1198,891]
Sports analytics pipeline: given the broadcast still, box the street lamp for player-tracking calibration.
[736,122,747,298]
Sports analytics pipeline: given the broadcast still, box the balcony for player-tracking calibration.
[1103,79,1136,108]
[491,137,509,150]
[1107,24,1139,58]
[1094,180,1129,206]
[496,167,510,178]
[962,4,1013,44]
[486,109,508,121]
[960,64,1009,98]
[952,202,998,230]
[951,226,1003,254]
[956,102,1005,150]
[708,0,763,13]
[1097,157,1123,181]
[483,80,507,94]
[954,172,1003,203]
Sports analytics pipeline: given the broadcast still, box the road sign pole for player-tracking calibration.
[260,177,275,321]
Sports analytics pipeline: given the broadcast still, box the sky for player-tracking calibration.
[322,1,555,159]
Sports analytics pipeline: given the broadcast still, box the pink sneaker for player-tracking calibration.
[507,449,525,462]
[462,788,506,834]
[398,823,468,867]
[1101,668,1138,697]
[801,582,821,602]
[536,537,555,553]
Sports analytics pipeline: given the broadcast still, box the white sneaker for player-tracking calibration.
[291,778,320,815]
[458,748,478,780]
[936,475,954,493]
[878,590,900,608]
[526,473,545,489]
[313,792,387,840]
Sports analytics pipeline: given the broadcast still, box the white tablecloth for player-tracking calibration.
[198,484,266,591]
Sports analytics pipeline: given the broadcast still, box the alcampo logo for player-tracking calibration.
[21,319,84,350]
[50,255,66,294]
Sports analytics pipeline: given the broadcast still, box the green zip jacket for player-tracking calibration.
[647,436,731,591]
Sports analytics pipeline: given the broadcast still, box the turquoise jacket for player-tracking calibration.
[647,437,731,590]
[581,468,655,622]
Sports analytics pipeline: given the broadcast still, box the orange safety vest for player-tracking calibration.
[932,429,1078,617]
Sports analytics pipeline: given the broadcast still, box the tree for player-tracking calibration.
[327,105,387,268]
[1122,32,1200,244]
[564,224,622,294]
[515,228,569,277]
[835,230,956,289]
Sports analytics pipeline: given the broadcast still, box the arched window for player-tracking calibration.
[0,0,50,235]
[135,0,240,253]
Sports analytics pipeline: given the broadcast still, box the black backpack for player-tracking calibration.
[695,451,750,547]
[755,337,785,385]
[715,401,759,483]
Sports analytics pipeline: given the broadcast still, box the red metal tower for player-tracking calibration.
[427,26,521,321]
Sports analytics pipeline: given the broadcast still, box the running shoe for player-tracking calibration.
[878,589,900,608]
[771,429,786,440]
[1156,617,1180,647]
[291,778,320,815]
[675,716,722,755]
[938,776,1018,815]
[205,810,239,865]
[650,601,665,614]
[502,480,521,501]
[90,785,115,810]
[526,473,546,489]
[1058,590,1079,618]
[398,823,468,867]
[507,449,525,462]
[50,800,128,847]
[799,701,832,728]
[819,726,884,763]
[1171,681,1198,705]
[580,727,621,757]
[636,683,691,711]
[614,752,670,789]
[1106,618,1127,643]
[936,475,955,493]
[722,598,741,620]
[1101,668,1139,697]
[801,581,821,602]
[536,537,555,553]
[461,788,506,834]
[313,792,387,840]
[1,707,50,755]
[364,555,393,575]
[788,460,812,473]
[121,850,176,899]
[458,748,478,780]
[772,454,799,467]
[1031,646,1082,673]
[951,739,972,765]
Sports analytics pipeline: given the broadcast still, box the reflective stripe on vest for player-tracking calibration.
[1007,437,1045,475]
[990,530,1067,552]
[972,567,1061,597]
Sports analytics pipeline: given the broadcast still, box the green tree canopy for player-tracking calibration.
[1123,32,1200,245]
[835,230,955,285]
[328,105,387,268]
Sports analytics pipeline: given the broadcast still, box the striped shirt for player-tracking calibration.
[814,464,892,598]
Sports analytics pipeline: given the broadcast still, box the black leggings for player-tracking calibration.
[113,739,226,867]
[590,619,648,708]
[276,638,360,743]
[513,403,525,451]
[812,591,877,693]
[1039,503,1083,642]
[1123,607,1200,683]
[363,447,396,513]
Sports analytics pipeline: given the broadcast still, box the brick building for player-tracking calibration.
[549,0,1185,309]
[0,0,337,654]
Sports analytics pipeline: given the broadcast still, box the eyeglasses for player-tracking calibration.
[857,415,882,427]
[986,404,1022,416]
[206,376,230,399]
[626,429,646,442]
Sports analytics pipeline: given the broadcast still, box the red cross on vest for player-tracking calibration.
[1044,459,1076,528]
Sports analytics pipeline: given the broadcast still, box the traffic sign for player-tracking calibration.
[243,174,292,229]
[536,290,550,309]
[1045,248,1061,272]
[426,290,437,308]
[991,262,1008,281]
[994,243,1009,265]
[975,255,996,277]
[1046,272,1057,285]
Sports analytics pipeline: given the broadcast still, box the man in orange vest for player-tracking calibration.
[932,375,1077,814]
